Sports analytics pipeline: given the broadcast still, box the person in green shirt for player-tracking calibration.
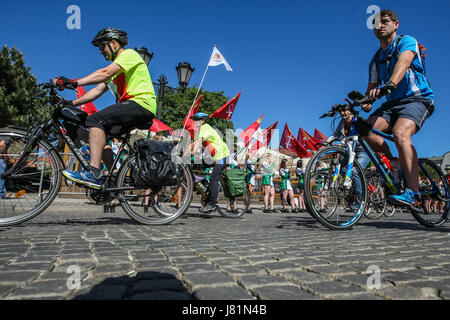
[187,112,230,213]
[55,28,156,189]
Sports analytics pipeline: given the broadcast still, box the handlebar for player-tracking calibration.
[38,81,73,107]
[319,90,377,119]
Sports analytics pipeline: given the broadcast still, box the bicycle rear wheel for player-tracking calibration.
[0,128,62,226]
[304,146,368,230]
[410,158,449,227]
[116,155,193,225]
[364,174,387,219]
[216,182,249,218]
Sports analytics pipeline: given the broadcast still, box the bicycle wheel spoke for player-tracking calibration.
[0,129,61,226]
[304,146,367,229]
[117,156,192,225]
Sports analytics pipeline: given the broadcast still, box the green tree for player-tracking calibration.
[0,46,50,128]
[161,86,235,136]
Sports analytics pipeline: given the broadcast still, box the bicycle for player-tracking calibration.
[0,82,193,226]
[182,163,250,218]
[304,90,449,230]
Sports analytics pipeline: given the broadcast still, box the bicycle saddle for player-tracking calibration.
[109,120,154,138]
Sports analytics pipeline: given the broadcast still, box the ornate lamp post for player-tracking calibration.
[136,47,194,120]
[135,46,154,66]
[176,62,195,92]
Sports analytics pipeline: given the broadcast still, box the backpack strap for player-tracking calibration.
[375,34,405,75]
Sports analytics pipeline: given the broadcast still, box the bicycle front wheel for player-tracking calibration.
[0,128,62,226]
[116,155,193,225]
[304,146,368,230]
[410,158,449,227]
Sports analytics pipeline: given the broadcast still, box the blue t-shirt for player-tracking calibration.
[368,35,433,102]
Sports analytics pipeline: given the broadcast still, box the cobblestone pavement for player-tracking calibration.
[0,198,449,300]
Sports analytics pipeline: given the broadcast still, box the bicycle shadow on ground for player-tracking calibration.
[274,215,326,230]
[358,220,450,233]
[3,217,188,228]
[72,271,194,300]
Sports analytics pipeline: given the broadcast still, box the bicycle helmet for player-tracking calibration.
[91,28,128,47]
[191,112,209,120]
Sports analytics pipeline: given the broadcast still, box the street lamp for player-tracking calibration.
[154,62,194,120]
[176,62,195,92]
[156,74,168,120]
[135,46,154,66]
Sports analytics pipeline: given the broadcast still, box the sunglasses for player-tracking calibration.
[98,41,110,51]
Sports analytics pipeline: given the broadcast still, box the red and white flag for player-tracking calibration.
[314,128,327,144]
[239,114,264,148]
[182,95,202,138]
[210,92,241,120]
[208,45,233,71]
[76,85,98,115]
[297,128,319,151]
[281,124,312,158]
[149,119,173,134]
[248,120,279,154]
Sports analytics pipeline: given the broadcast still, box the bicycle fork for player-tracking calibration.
[331,137,358,190]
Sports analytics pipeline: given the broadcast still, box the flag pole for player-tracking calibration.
[181,45,214,135]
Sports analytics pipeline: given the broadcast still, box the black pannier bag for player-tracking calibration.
[133,139,179,187]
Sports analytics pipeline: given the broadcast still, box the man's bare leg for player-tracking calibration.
[392,118,419,192]
[366,116,395,160]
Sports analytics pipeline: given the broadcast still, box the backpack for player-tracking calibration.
[224,168,246,198]
[133,139,179,187]
[375,34,427,75]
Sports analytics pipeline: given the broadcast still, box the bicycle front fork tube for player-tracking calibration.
[340,138,357,189]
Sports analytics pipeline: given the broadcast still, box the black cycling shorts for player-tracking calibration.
[85,100,155,133]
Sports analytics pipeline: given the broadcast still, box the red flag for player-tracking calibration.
[281,124,312,158]
[76,85,98,115]
[314,128,327,143]
[248,120,278,154]
[149,119,173,134]
[210,92,241,119]
[183,95,202,138]
[239,114,264,147]
[297,128,319,151]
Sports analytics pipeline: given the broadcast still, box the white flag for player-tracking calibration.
[208,45,233,71]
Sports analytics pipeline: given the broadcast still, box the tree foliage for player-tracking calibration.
[161,86,235,136]
[0,46,51,128]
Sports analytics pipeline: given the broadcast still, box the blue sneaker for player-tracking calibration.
[389,188,417,207]
[62,169,103,189]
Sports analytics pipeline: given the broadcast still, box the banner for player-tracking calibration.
[239,114,264,148]
[281,124,312,158]
[183,95,203,138]
[208,45,233,71]
[210,92,241,119]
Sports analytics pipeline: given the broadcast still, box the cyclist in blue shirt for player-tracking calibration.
[362,9,434,207]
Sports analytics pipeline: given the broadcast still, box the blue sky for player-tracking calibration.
[1,0,449,157]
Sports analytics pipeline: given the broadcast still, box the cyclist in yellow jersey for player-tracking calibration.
[54,28,157,189]
[187,112,230,213]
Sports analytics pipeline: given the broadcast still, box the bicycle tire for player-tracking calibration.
[304,146,368,230]
[216,182,249,218]
[383,204,396,217]
[409,158,449,227]
[0,128,62,226]
[309,171,339,218]
[116,155,193,225]
[364,174,387,219]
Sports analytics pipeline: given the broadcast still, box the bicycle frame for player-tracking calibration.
[335,117,444,198]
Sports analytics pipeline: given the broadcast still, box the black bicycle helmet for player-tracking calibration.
[92,28,128,47]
